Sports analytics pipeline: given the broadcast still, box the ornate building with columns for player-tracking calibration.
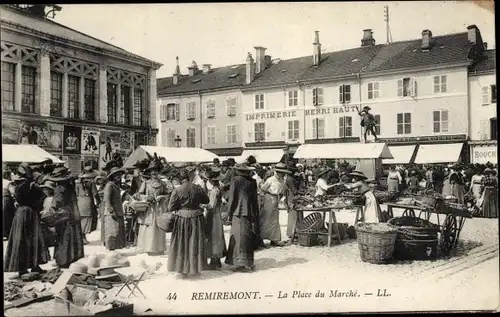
[1,5,162,173]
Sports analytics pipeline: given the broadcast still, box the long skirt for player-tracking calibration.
[286,209,303,238]
[99,204,106,246]
[472,184,483,202]
[3,195,16,238]
[205,209,226,258]
[54,219,85,268]
[103,215,126,250]
[363,191,382,223]
[387,178,399,193]
[442,179,452,197]
[136,223,166,254]
[81,216,93,234]
[4,206,50,272]
[451,184,465,204]
[167,214,206,275]
[478,186,498,218]
[225,216,254,267]
[260,193,281,241]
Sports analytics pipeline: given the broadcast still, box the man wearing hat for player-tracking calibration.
[75,166,100,244]
[102,167,127,250]
[225,163,259,271]
[358,106,379,143]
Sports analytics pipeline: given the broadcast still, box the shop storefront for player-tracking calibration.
[469,141,498,165]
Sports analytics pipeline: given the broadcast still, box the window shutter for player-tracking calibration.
[318,88,324,105]
[397,79,403,97]
[433,76,440,93]
[410,77,417,97]
[339,117,344,137]
[482,86,490,105]
[441,75,447,92]
[345,85,351,102]
[312,119,317,138]
[368,83,373,99]
[313,88,317,106]
[339,85,344,103]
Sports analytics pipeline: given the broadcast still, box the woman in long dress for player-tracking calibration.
[203,170,226,270]
[167,168,209,278]
[4,164,49,276]
[48,167,85,268]
[102,167,127,251]
[387,165,402,193]
[3,181,16,240]
[477,168,498,218]
[468,166,484,203]
[76,167,100,244]
[94,173,107,245]
[443,165,465,204]
[259,163,291,247]
[134,160,168,255]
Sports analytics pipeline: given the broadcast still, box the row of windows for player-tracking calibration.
[159,98,238,122]
[250,110,449,142]
[165,125,238,147]
[1,62,147,127]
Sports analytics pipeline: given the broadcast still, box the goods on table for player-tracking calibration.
[388,217,440,261]
[355,222,397,264]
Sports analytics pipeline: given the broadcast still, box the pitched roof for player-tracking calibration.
[469,49,496,75]
[0,5,162,68]
[157,64,246,95]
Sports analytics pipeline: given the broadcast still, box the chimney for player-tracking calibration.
[467,25,485,56]
[173,56,180,85]
[246,52,255,84]
[202,64,211,74]
[361,29,375,47]
[254,46,267,74]
[188,61,198,77]
[264,55,272,69]
[313,30,321,66]
[421,29,432,50]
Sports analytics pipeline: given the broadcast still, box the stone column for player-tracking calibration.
[79,76,85,119]
[14,63,22,112]
[39,52,51,116]
[62,72,68,117]
[148,68,157,145]
[130,87,135,126]
[116,83,121,124]
[98,65,108,123]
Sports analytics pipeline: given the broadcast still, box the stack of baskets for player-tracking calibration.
[387,217,440,261]
[355,222,398,264]
[296,213,324,247]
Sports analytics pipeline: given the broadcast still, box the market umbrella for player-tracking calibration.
[123,146,219,169]
[2,144,65,164]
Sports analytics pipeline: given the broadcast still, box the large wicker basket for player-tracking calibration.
[296,212,324,247]
[355,222,397,264]
[387,217,439,261]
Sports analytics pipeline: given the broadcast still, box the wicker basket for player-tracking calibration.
[355,222,397,264]
[128,201,150,213]
[296,212,324,233]
[387,217,439,261]
[298,232,319,247]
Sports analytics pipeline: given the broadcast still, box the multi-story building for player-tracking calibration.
[241,26,489,165]
[156,58,245,158]
[1,5,162,173]
[468,49,496,164]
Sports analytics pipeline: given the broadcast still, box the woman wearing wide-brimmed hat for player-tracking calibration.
[201,169,227,270]
[476,168,498,218]
[314,168,337,197]
[442,164,465,203]
[258,162,291,247]
[133,159,168,255]
[75,165,100,244]
[332,170,384,223]
[48,166,85,268]
[467,165,484,204]
[4,163,50,276]
[94,171,108,244]
[225,163,259,271]
[102,167,127,250]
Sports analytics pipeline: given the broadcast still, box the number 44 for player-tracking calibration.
[166,293,177,300]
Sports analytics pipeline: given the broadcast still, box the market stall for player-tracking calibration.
[235,148,286,164]
[2,144,65,164]
[122,145,219,168]
[413,143,464,164]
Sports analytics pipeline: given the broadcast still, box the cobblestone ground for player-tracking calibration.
[4,205,499,315]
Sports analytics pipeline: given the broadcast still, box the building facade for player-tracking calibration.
[1,5,162,173]
[157,60,245,157]
[468,49,497,165]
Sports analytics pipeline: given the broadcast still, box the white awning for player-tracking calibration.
[293,143,393,159]
[237,149,285,164]
[382,145,417,165]
[414,143,464,164]
[123,146,219,168]
[2,144,65,164]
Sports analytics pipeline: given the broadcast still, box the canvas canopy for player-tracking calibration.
[414,143,464,164]
[2,144,65,164]
[293,143,394,159]
[236,149,286,164]
[123,146,219,168]
[382,145,417,165]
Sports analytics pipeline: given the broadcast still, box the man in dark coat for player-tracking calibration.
[225,164,259,272]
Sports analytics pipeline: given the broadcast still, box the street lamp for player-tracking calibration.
[174,135,182,148]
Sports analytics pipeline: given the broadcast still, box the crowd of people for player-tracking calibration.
[2,155,498,280]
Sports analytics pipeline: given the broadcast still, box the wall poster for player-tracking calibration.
[99,130,123,169]
[2,118,20,144]
[63,125,82,155]
[81,128,100,156]
[18,120,63,153]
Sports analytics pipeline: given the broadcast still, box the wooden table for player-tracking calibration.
[296,206,349,247]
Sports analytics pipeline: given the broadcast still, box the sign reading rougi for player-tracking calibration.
[471,145,497,164]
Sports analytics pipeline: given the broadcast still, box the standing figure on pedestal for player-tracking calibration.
[358,106,379,143]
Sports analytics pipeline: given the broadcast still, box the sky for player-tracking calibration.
[53,2,495,79]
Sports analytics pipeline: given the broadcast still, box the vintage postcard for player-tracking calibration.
[1,2,498,316]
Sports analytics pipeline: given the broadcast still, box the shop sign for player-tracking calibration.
[81,128,100,156]
[471,145,497,164]
[305,105,359,116]
[18,120,63,153]
[63,125,82,155]
[379,134,467,144]
[245,110,297,121]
